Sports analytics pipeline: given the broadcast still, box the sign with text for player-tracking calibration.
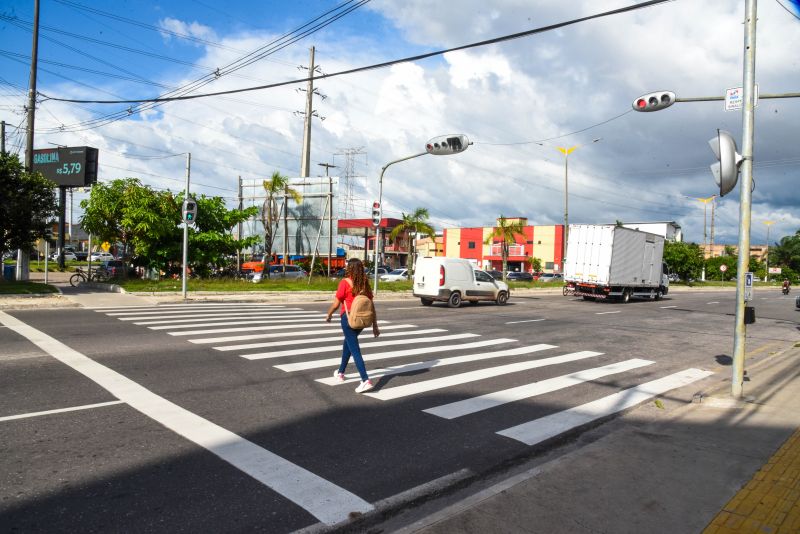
[725,85,759,111]
[768,267,782,274]
[32,146,99,187]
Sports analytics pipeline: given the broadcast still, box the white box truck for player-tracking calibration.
[413,257,510,307]
[564,224,669,302]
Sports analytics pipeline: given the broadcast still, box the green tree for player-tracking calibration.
[261,171,302,275]
[189,195,259,277]
[526,256,543,273]
[389,207,435,273]
[483,215,526,281]
[663,241,704,282]
[771,231,800,275]
[0,153,58,262]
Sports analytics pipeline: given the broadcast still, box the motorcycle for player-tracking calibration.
[783,286,790,295]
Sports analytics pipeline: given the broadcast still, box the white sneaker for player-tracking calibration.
[333,370,345,383]
[355,380,374,393]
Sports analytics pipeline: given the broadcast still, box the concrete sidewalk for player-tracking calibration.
[390,345,800,534]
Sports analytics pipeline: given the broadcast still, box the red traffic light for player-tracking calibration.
[372,201,380,209]
[632,91,676,112]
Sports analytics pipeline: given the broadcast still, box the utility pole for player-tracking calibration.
[319,162,337,276]
[181,153,191,299]
[763,220,774,282]
[18,0,40,281]
[300,46,315,178]
[731,0,757,399]
[1,120,5,153]
[237,176,243,272]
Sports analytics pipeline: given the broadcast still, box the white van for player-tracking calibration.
[413,257,510,307]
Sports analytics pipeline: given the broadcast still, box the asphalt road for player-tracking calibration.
[1,288,797,532]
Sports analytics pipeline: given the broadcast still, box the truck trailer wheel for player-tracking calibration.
[654,289,663,301]
[448,292,462,308]
[420,297,433,306]
[620,289,631,303]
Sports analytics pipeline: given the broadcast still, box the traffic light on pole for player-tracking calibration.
[183,198,198,223]
[708,129,743,197]
[371,201,381,227]
[632,91,676,112]
[425,134,471,155]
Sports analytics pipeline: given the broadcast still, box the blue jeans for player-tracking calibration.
[338,313,369,381]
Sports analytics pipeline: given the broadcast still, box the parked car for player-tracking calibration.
[366,267,389,277]
[74,251,89,261]
[538,273,564,283]
[252,264,307,282]
[51,251,77,261]
[381,268,409,282]
[506,271,534,282]
[331,268,347,278]
[90,252,114,262]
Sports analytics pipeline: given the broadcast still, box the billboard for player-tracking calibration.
[32,146,99,187]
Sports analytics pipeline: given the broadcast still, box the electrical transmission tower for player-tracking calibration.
[333,147,367,220]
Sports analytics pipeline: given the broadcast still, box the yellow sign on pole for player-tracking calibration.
[101,241,110,252]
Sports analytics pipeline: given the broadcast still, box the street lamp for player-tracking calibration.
[373,134,471,293]
[553,138,601,270]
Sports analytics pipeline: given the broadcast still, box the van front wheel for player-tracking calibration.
[448,292,462,308]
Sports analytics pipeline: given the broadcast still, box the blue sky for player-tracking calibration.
[1,0,799,247]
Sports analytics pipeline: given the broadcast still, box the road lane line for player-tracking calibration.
[94,303,287,311]
[0,401,124,422]
[365,351,604,401]
[707,301,720,304]
[0,311,372,524]
[386,307,424,310]
[241,333,479,360]
[104,305,291,315]
[496,368,714,446]
[275,339,517,372]
[124,310,315,323]
[316,344,559,386]
[170,322,355,336]
[505,319,545,324]
[423,359,653,419]
[188,324,418,344]
[660,305,677,309]
[595,311,621,315]
[216,329,447,352]
[148,316,325,330]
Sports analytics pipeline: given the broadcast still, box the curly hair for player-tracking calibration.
[345,259,372,297]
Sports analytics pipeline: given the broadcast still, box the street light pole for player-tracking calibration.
[763,220,774,282]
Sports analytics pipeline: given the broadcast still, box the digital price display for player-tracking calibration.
[32,146,99,187]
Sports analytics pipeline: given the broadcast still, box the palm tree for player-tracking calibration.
[261,171,302,276]
[483,215,526,281]
[389,207,435,273]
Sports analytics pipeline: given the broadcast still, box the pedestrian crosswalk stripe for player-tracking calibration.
[240,333,480,360]
[93,303,288,311]
[148,315,325,330]
[170,321,388,337]
[364,350,604,401]
[496,368,714,446]
[104,305,291,316]
[275,338,517,372]
[316,344,558,386]
[423,358,654,419]
[187,324,419,344]
[215,328,448,352]
[125,310,316,323]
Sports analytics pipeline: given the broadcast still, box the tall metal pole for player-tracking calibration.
[237,176,242,272]
[300,46,315,178]
[318,162,337,277]
[731,0,757,399]
[18,0,40,281]
[556,146,577,271]
[1,120,5,153]
[181,153,191,299]
[763,220,774,282]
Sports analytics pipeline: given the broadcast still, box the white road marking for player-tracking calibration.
[275,338,517,372]
[707,301,720,304]
[423,359,653,419]
[505,319,545,324]
[660,305,677,309]
[386,307,424,310]
[170,322,367,336]
[125,310,315,323]
[496,368,714,446]
[0,401,124,422]
[0,311,372,524]
[595,311,621,315]
[188,324,419,344]
[148,316,325,330]
[365,350,604,401]
[94,303,287,311]
[104,305,291,316]
[316,344,559,386]
[241,333,479,360]
[215,328,448,352]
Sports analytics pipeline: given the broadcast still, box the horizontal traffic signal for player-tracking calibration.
[426,134,471,155]
[632,91,676,112]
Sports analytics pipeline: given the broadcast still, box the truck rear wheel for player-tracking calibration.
[621,289,631,303]
[655,289,663,301]
[448,292,462,308]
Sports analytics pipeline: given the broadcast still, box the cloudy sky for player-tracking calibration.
[1,0,799,246]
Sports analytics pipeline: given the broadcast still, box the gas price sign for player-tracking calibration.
[32,146,99,187]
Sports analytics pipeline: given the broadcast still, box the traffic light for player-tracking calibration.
[632,91,676,112]
[371,201,381,227]
[708,129,743,197]
[426,134,471,155]
[183,198,198,223]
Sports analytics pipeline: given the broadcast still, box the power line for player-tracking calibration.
[40,0,673,105]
